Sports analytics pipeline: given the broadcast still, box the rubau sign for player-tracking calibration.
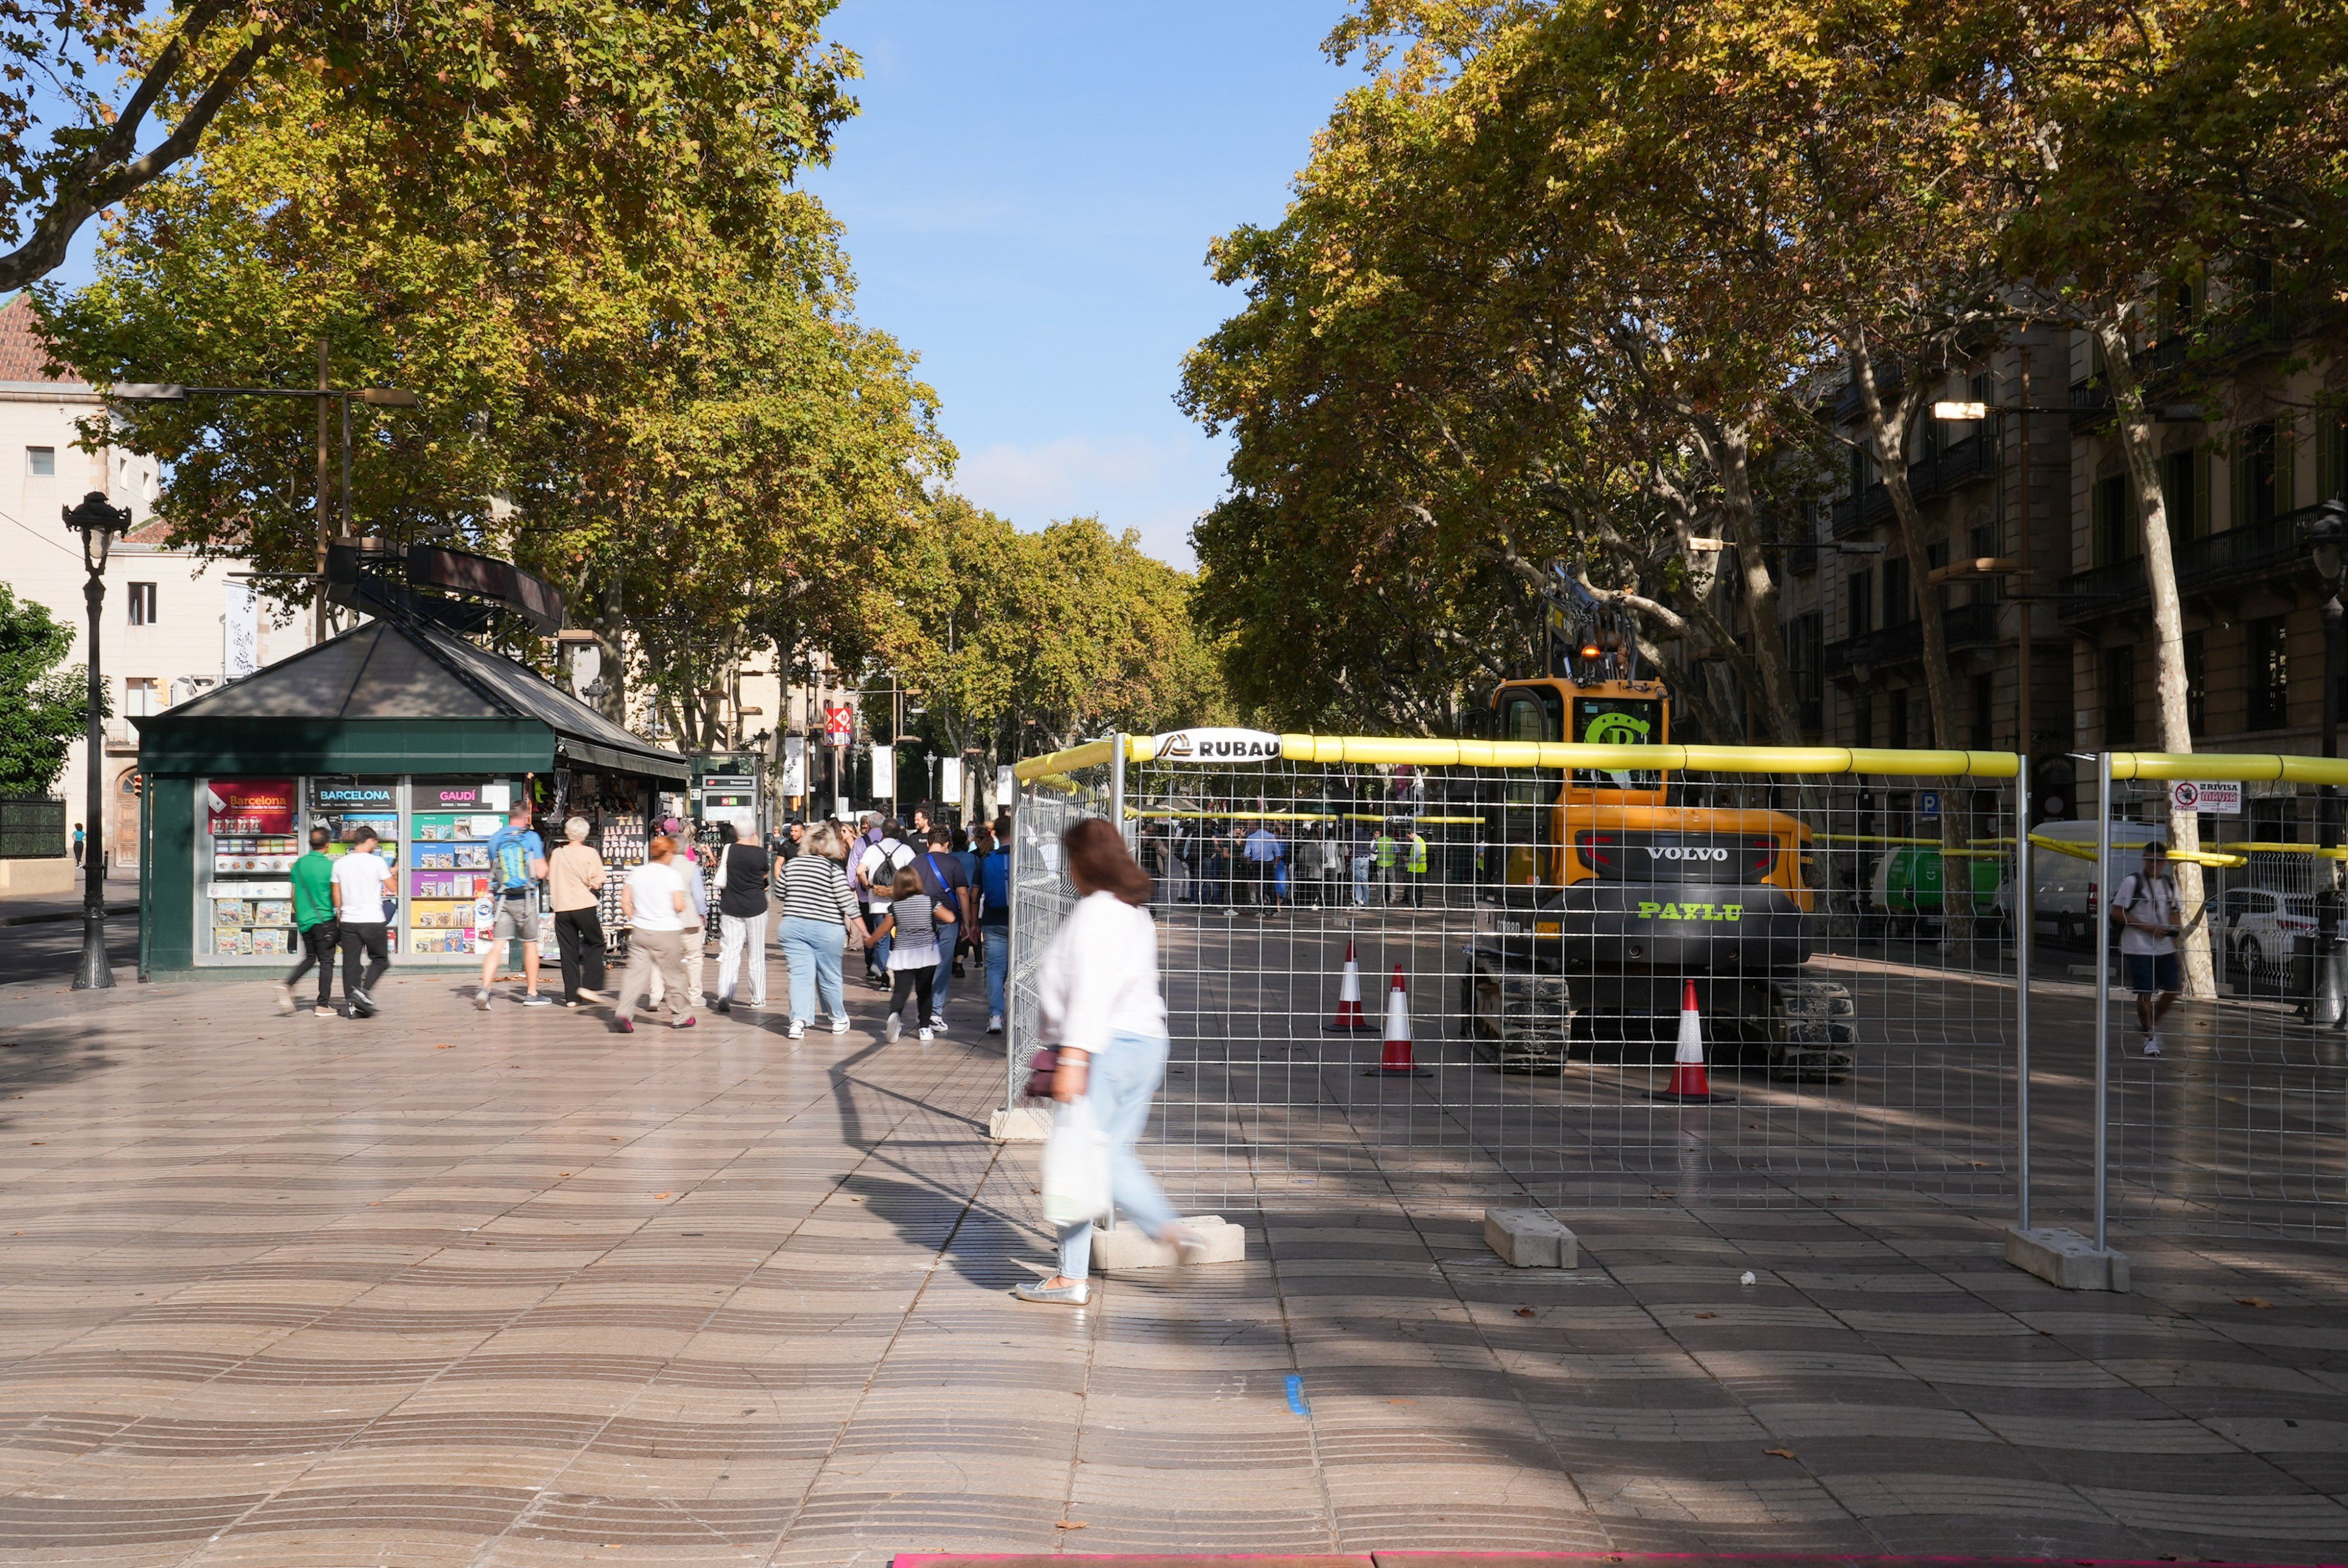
[1153,728,1284,763]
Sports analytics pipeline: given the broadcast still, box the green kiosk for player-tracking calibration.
[134,617,689,982]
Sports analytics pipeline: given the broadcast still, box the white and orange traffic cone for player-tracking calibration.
[1654,979,1718,1103]
[1325,938,1372,1032]
[1368,965,1429,1076]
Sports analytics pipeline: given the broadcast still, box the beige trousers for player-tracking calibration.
[616,927,693,1021]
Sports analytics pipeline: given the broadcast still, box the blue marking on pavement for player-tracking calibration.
[1286,1374,1310,1416]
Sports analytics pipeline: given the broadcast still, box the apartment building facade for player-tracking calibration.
[0,295,311,867]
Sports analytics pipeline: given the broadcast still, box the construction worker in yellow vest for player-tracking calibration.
[1372,826,1401,905]
[1404,829,1431,908]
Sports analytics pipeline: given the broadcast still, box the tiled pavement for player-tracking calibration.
[0,957,2344,1566]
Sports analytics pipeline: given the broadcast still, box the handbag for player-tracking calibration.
[1023,1045,1059,1101]
[1040,1096,1111,1225]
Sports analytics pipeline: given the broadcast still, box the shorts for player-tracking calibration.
[2125,951,2181,995]
[491,896,542,942]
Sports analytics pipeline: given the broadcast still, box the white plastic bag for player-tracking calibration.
[1040,1097,1111,1226]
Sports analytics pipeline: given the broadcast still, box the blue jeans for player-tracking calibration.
[983,925,1010,1018]
[929,928,959,1017]
[1057,1031,1178,1280]
[778,916,846,1023]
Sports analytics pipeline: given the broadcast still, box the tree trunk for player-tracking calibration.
[1710,421,1805,746]
[2094,313,2215,998]
[591,577,628,726]
[1846,333,1976,951]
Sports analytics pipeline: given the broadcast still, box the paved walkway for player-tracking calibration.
[0,949,2343,1566]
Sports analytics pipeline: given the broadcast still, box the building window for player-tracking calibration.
[1882,557,1912,626]
[126,582,157,626]
[2246,617,2290,729]
[2091,474,2135,565]
[1889,688,1910,750]
[2103,645,2137,745]
[25,446,53,477]
[2161,449,2204,545]
[1971,673,1995,751]
[1846,570,1873,638]
[1853,691,1874,748]
[122,677,161,718]
[2234,423,2279,529]
[2183,630,2205,739]
[1789,612,1824,734]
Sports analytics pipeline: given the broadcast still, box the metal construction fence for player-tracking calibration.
[1005,737,2348,1244]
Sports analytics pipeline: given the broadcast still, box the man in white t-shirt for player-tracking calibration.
[2110,840,2182,1057]
[856,821,915,982]
[329,826,394,1018]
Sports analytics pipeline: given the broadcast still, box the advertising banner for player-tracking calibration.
[204,779,295,836]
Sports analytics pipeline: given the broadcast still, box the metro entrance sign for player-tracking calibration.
[822,704,853,747]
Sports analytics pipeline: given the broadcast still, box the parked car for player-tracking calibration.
[2219,888,2318,981]
[1994,818,2167,948]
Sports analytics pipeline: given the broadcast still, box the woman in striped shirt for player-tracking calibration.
[776,822,866,1039]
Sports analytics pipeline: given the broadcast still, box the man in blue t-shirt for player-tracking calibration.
[479,802,551,1010]
[977,820,1011,1034]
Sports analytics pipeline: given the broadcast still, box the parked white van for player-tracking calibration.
[2000,818,2168,947]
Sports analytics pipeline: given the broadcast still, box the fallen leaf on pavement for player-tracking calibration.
[654,1192,673,1199]
[1514,1307,1536,1317]
[1765,1448,1796,1459]
[1694,1312,1718,1320]
[1055,1520,1087,1530]
[2236,1296,2276,1309]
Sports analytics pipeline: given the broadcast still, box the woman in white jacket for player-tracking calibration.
[1016,817,1193,1306]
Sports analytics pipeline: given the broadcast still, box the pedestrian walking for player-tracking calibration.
[2111,841,2184,1057]
[849,811,888,984]
[856,820,916,981]
[546,817,609,1008]
[610,834,697,1033]
[71,822,84,867]
[651,823,710,1011]
[914,824,973,1029]
[711,822,771,1013]
[1016,817,1194,1307]
[776,822,865,1038]
[329,825,393,1017]
[1242,822,1281,915]
[1351,823,1374,908]
[1372,823,1400,905]
[977,823,1011,1033]
[1404,827,1431,908]
[478,803,552,1009]
[278,823,340,1017]
[870,865,953,1043]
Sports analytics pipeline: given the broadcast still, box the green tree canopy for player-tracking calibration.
[0,585,94,796]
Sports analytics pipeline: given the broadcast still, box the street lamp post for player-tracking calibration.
[63,491,133,991]
[2295,498,2347,1026]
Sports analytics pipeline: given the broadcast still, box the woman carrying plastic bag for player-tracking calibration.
[1017,817,1197,1306]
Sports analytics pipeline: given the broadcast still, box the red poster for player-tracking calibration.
[206,778,296,836]
[824,704,853,746]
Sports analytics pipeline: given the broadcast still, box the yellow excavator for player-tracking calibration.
[1460,565,1857,1079]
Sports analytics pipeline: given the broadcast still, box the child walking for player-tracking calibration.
[870,866,953,1043]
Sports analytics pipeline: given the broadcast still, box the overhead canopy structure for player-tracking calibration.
[136,617,686,782]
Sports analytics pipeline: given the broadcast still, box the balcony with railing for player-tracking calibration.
[2057,504,2321,621]
[1829,432,1999,538]
[1822,599,2001,674]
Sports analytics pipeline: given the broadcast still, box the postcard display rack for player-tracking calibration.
[201,778,303,960]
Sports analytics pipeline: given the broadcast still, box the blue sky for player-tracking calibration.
[802,2,1359,566]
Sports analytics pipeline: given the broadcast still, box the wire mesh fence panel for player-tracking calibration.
[2084,758,2348,1240]
[1006,744,1117,1111]
[1015,735,2022,1216]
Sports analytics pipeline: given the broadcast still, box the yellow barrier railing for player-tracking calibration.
[1019,734,2025,783]
[2109,751,2348,786]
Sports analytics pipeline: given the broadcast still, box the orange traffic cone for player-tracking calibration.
[1368,965,1429,1076]
[1325,938,1372,1032]
[1655,979,1718,1103]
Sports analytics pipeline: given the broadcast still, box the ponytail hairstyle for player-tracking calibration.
[1063,816,1152,907]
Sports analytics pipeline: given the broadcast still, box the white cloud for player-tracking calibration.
[953,432,1226,569]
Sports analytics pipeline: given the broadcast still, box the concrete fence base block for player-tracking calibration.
[1485,1208,1578,1268]
[987,1106,1051,1143]
[1092,1215,1244,1271]
[2005,1225,2130,1292]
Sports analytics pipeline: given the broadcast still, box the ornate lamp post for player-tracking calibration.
[63,490,133,991]
[2296,499,2347,1026]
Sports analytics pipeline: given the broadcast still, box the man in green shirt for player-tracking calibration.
[1372,827,1400,905]
[278,825,342,1018]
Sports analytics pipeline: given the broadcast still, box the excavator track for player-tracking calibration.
[1762,976,1856,1082]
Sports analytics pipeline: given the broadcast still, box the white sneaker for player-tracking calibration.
[884,1014,902,1043]
[2144,1035,2162,1057]
[475,988,492,1012]
[275,984,295,1016]
[829,1015,851,1035]
[917,1027,933,1044]
[787,1019,807,1039]
[927,1015,948,1034]
[987,1013,1004,1035]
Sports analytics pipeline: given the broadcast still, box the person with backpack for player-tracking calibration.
[913,824,974,1029]
[2110,840,2184,1057]
[856,819,916,982]
[870,864,953,1043]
